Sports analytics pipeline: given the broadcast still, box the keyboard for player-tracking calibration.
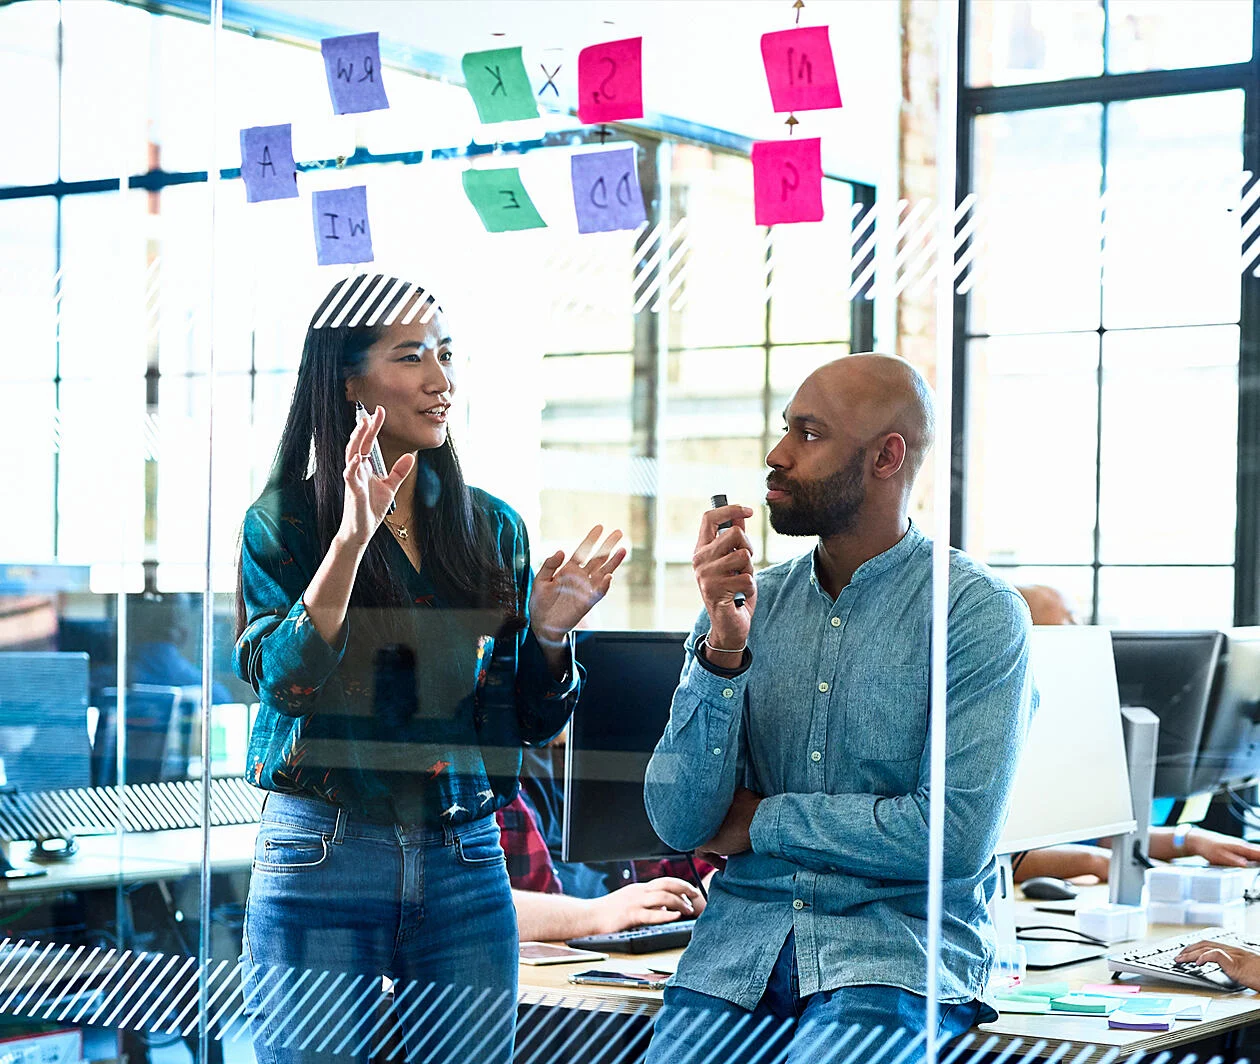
[1107,928,1255,992]
[567,919,696,955]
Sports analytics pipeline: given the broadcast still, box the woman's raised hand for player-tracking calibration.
[338,406,415,550]
[529,526,627,646]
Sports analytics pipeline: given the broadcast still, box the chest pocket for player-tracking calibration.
[844,665,929,762]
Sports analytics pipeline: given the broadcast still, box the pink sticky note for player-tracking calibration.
[761,26,843,114]
[752,138,824,225]
[578,37,644,124]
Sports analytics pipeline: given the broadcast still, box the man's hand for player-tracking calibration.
[692,504,757,661]
[1176,939,1260,990]
[1184,827,1260,867]
[588,878,705,935]
[698,787,763,858]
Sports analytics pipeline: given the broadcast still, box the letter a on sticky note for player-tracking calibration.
[312,186,374,266]
[321,33,390,115]
[462,170,547,233]
[577,37,644,124]
[572,149,647,234]
[752,138,824,225]
[462,47,539,124]
[761,26,842,113]
[240,124,297,203]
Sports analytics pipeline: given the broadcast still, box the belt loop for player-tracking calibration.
[442,822,455,847]
[332,806,347,845]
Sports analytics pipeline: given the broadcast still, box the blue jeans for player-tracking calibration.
[241,792,517,1064]
[643,932,991,1064]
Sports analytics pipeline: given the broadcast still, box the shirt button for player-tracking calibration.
[713,748,722,755]
[722,688,734,699]
[831,617,842,628]
[811,751,822,763]
[793,899,804,911]
[818,682,829,693]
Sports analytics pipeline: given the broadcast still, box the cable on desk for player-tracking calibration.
[1016,924,1108,948]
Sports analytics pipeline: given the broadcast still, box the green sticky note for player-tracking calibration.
[998,983,1070,1000]
[462,47,538,123]
[997,998,1051,1015]
[1050,994,1122,1015]
[462,169,547,233]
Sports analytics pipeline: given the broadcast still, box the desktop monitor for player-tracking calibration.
[998,626,1137,854]
[0,652,93,793]
[562,630,688,864]
[1178,627,1260,796]
[1110,630,1226,800]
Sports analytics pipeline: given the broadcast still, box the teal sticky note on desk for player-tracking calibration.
[462,47,538,124]
[998,982,1070,1000]
[1118,997,1175,1016]
[462,169,547,233]
[996,998,1051,1015]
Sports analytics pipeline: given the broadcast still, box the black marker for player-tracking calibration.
[710,494,747,609]
[355,401,396,516]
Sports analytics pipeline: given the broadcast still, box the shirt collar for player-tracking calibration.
[808,519,927,590]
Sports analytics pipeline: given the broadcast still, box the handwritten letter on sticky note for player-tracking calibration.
[462,170,547,233]
[572,149,646,233]
[462,47,539,124]
[752,138,824,225]
[312,186,374,265]
[761,26,842,113]
[240,124,297,203]
[577,37,644,124]
[321,32,390,115]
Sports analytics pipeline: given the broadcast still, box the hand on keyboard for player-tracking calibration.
[1171,959,1246,992]
[1109,929,1259,993]
[1175,937,1260,992]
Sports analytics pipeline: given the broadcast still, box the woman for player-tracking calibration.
[234,274,624,1064]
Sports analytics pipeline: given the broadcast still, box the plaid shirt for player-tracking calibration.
[496,793,562,894]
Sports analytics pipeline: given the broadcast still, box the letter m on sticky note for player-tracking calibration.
[462,170,547,233]
[752,138,824,225]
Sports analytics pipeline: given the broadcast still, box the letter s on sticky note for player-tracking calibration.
[577,37,644,124]
[752,138,824,226]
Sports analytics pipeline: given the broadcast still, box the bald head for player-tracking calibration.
[805,354,936,482]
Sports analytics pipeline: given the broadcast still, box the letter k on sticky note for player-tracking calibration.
[752,138,824,225]
[462,47,539,124]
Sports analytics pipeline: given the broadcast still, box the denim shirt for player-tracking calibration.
[644,523,1035,1009]
[234,479,580,828]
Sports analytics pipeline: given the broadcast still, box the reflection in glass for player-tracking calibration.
[1107,0,1253,74]
[966,0,1104,88]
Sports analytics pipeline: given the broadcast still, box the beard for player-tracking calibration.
[767,449,866,538]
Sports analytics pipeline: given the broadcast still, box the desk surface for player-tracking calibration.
[517,887,1260,1056]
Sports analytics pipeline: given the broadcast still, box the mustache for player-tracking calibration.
[766,475,794,493]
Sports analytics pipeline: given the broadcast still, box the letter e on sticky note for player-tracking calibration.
[240,124,297,203]
[312,186,374,266]
[577,37,644,124]
[761,26,842,114]
[752,138,824,225]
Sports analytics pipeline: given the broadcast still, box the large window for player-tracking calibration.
[958,0,1255,627]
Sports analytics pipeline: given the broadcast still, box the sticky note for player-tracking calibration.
[239,124,297,203]
[321,33,389,115]
[312,186,374,266]
[1110,1012,1175,1031]
[760,26,843,114]
[461,169,547,233]
[1082,983,1141,996]
[577,37,644,124]
[571,149,646,234]
[462,47,538,124]
[1114,997,1175,1015]
[997,999,1051,1015]
[1050,994,1122,1015]
[752,138,824,225]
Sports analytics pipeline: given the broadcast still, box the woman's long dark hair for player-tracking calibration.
[235,274,518,638]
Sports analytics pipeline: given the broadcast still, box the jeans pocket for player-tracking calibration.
[253,828,329,874]
[453,823,505,868]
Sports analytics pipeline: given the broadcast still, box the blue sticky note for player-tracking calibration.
[321,32,390,115]
[571,149,646,234]
[239,124,298,203]
[312,186,374,266]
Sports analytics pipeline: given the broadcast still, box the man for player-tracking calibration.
[643,354,1035,1062]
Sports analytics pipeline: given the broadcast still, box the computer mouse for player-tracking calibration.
[1021,876,1078,901]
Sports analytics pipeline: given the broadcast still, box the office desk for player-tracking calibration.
[518,952,680,1014]
[976,886,1260,1057]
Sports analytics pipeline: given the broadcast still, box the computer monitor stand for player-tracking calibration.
[1110,706,1159,907]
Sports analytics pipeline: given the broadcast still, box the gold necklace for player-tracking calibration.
[383,516,409,541]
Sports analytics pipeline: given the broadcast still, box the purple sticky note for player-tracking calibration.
[321,32,390,115]
[239,124,298,203]
[752,138,824,225]
[571,149,647,234]
[312,186,374,266]
[761,26,843,114]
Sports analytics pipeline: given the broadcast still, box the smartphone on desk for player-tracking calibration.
[569,970,669,991]
[519,942,608,966]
